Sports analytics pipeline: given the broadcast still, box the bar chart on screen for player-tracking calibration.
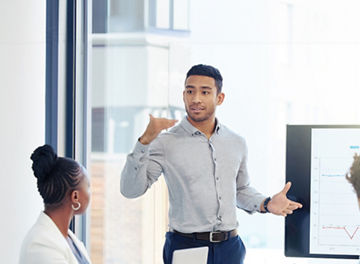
[309,128,360,256]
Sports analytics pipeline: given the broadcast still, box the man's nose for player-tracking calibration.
[191,92,201,103]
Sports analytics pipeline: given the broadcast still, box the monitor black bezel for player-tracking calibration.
[285,124,360,259]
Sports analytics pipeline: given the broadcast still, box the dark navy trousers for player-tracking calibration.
[163,232,246,264]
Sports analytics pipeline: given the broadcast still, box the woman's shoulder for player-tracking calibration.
[19,213,71,263]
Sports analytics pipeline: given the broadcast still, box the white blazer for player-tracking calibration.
[19,212,91,264]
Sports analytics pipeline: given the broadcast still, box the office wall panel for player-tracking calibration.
[0,0,46,262]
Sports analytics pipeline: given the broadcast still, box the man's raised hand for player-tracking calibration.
[139,114,178,145]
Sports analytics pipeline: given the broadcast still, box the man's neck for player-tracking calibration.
[187,116,216,139]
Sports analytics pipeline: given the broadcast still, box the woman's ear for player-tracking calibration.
[71,190,79,202]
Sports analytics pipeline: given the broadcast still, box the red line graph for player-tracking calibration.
[322,226,360,240]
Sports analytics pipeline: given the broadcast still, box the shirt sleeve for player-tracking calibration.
[236,139,266,213]
[120,138,164,198]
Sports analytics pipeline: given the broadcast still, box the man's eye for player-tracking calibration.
[187,90,193,94]
[202,91,209,95]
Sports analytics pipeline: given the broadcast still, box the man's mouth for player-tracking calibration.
[190,105,204,110]
[190,107,204,113]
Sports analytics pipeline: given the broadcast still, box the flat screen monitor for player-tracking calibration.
[285,125,360,259]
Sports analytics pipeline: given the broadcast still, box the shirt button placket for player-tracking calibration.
[210,141,222,226]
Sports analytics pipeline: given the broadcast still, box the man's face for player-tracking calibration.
[183,75,224,123]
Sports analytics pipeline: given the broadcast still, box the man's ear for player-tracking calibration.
[217,92,225,106]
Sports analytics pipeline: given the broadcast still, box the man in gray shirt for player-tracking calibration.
[121,64,302,264]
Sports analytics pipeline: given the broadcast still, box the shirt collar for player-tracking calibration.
[180,116,221,136]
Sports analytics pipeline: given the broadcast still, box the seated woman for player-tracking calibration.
[346,153,360,208]
[19,145,91,264]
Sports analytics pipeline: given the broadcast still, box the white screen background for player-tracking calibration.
[310,128,360,255]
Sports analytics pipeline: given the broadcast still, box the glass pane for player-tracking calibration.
[173,0,189,30]
[89,22,187,264]
[156,0,170,29]
[89,44,171,263]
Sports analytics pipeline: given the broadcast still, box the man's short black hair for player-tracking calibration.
[186,64,223,94]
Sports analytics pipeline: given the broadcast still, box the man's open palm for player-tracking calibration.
[267,182,303,216]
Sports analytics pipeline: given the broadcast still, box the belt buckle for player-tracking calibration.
[209,231,222,243]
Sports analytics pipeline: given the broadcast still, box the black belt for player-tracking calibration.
[173,229,237,243]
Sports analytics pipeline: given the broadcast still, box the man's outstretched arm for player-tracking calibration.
[120,115,177,198]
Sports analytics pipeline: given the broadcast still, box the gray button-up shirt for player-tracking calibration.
[120,117,266,233]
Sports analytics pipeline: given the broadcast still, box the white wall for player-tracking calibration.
[0,0,45,262]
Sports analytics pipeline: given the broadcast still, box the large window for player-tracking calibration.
[86,1,360,263]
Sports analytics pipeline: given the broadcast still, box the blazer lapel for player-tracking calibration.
[68,230,92,263]
[39,212,84,264]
